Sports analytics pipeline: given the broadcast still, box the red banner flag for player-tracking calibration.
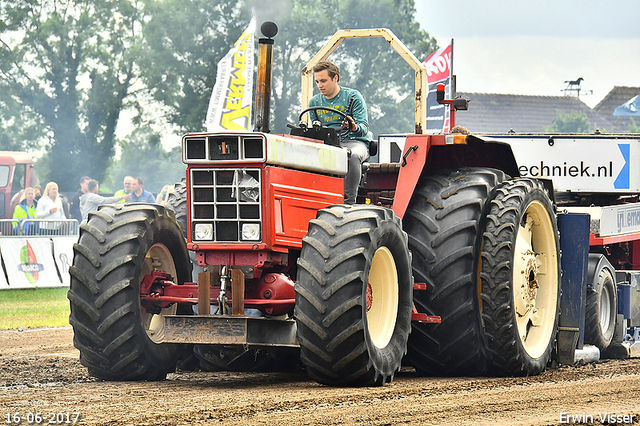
[424,41,453,133]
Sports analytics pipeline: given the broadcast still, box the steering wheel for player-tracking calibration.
[299,106,351,140]
[299,106,347,123]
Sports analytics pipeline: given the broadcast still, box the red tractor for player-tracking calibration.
[69,26,632,386]
[0,151,39,220]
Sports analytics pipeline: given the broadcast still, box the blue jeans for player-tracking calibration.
[341,139,370,204]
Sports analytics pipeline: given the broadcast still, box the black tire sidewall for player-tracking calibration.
[362,217,413,376]
[481,179,560,375]
[585,255,617,350]
[133,209,192,366]
[514,186,560,369]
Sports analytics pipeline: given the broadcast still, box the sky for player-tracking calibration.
[414,0,640,107]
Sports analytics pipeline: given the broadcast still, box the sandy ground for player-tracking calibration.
[2,327,640,425]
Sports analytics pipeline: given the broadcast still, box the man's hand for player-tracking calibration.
[342,116,358,132]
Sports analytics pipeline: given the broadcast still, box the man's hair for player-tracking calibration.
[312,60,340,82]
[87,179,99,192]
[80,176,91,184]
[135,177,143,186]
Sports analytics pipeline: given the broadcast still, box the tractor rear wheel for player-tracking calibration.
[584,254,617,351]
[68,204,192,380]
[295,205,413,386]
[403,168,506,376]
[166,179,188,238]
[480,178,560,376]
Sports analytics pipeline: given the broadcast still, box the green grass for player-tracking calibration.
[0,287,70,330]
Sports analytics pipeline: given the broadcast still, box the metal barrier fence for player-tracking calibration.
[0,218,79,237]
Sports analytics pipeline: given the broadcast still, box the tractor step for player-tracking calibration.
[163,315,299,347]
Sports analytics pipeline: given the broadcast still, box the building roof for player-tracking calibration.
[454,92,617,134]
[593,86,640,133]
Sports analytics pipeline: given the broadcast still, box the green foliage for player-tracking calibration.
[0,288,70,330]
[139,0,251,133]
[104,128,185,195]
[0,0,435,190]
[545,110,592,133]
[139,0,437,135]
[0,0,143,191]
[630,118,640,133]
[268,0,438,135]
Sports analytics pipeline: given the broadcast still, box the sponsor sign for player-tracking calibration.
[424,41,453,134]
[0,238,62,288]
[52,237,76,287]
[489,136,640,193]
[205,18,256,132]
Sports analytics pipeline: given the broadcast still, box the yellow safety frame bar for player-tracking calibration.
[301,28,428,134]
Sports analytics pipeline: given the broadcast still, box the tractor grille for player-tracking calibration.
[190,168,262,243]
[183,134,265,163]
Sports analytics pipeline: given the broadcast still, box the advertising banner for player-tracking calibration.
[489,135,640,193]
[205,18,256,132]
[52,237,76,287]
[424,41,453,134]
[0,238,62,289]
[0,259,8,289]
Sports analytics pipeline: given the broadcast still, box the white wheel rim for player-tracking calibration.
[512,200,558,359]
[367,247,399,349]
[600,278,613,333]
[141,243,178,344]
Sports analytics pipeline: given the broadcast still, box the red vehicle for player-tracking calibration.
[68,26,640,386]
[0,151,38,220]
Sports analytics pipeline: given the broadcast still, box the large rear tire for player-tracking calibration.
[584,254,617,351]
[68,204,192,380]
[166,179,187,239]
[403,168,506,376]
[480,178,560,376]
[295,205,413,386]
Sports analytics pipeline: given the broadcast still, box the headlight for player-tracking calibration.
[241,223,261,241]
[194,223,213,240]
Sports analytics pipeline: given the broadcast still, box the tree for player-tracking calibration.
[138,0,251,133]
[545,110,592,133]
[630,118,640,133]
[0,0,143,191]
[271,0,437,135]
[104,128,185,195]
[139,0,437,136]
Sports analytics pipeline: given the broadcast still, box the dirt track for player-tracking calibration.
[2,327,640,425]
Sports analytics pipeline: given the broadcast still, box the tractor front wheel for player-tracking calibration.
[68,204,191,380]
[295,205,413,386]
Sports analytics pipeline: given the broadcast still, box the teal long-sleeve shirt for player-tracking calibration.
[308,87,370,147]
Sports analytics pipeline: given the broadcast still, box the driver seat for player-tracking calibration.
[360,132,377,188]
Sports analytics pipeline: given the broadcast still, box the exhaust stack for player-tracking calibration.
[254,21,278,133]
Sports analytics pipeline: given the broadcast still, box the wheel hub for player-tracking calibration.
[522,249,539,303]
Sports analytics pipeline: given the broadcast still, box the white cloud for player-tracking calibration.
[415,1,640,107]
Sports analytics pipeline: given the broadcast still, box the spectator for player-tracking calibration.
[12,187,38,235]
[34,185,42,201]
[156,184,172,205]
[80,179,130,223]
[114,176,134,203]
[130,177,156,203]
[36,182,66,235]
[69,176,91,223]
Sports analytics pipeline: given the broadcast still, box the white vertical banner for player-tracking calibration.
[0,238,62,289]
[206,18,256,132]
